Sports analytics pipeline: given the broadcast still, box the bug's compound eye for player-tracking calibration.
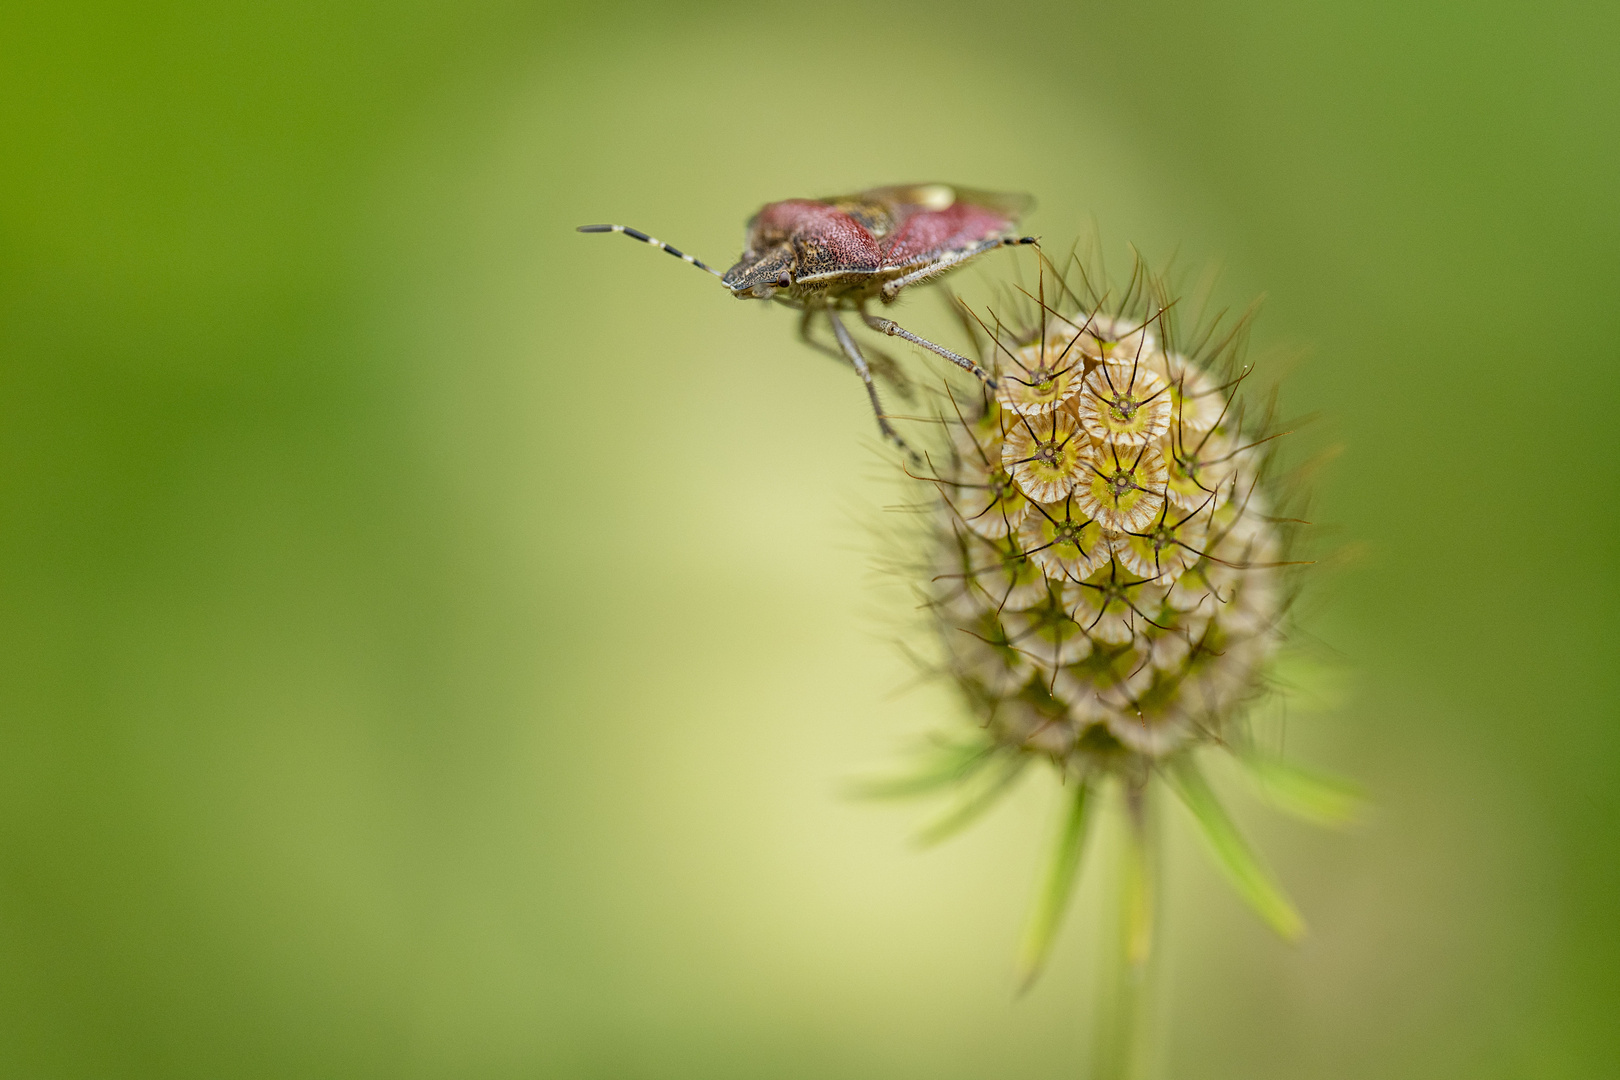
[776,272,792,288]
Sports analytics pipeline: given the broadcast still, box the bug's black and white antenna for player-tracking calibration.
[576,224,723,279]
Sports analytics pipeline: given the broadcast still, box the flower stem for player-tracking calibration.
[1092,781,1160,1080]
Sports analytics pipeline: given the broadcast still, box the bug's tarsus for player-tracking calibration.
[575,223,723,278]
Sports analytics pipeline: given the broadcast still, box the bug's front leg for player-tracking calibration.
[860,310,998,388]
[826,309,915,459]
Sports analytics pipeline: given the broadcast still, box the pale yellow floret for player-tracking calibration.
[1062,567,1167,647]
[1016,497,1113,580]
[1162,429,1238,511]
[1077,364,1173,447]
[1084,646,1158,714]
[1208,490,1280,570]
[1220,572,1281,638]
[1049,668,1111,726]
[1001,412,1089,503]
[995,698,1082,754]
[1144,625,1194,672]
[1167,557,1242,614]
[1150,352,1227,433]
[1021,717,1076,755]
[950,397,1007,454]
[950,609,1035,696]
[962,534,1051,612]
[948,446,1031,539]
[1074,442,1168,533]
[1116,505,1211,582]
[1048,313,1156,365]
[1004,599,1094,668]
[995,339,1087,416]
[1105,704,1193,756]
[932,531,986,623]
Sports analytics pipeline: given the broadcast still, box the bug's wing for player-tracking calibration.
[859,186,1035,271]
[946,186,1035,222]
[806,184,1036,275]
[851,184,1035,223]
[814,185,1034,242]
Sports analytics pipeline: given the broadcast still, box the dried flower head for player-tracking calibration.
[869,246,1356,1004]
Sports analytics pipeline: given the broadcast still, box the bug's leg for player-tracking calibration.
[796,305,914,400]
[860,310,998,388]
[827,309,915,458]
[797,305,866,367]
[797,305,830,350]
[879,235,1039,300]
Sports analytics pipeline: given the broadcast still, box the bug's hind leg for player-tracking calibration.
[795,305,914,401]
[860,310,998,388]
[827,309,916,459]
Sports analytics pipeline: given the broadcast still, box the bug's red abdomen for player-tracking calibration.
[882,202,1014,268]
[755,200,882,272]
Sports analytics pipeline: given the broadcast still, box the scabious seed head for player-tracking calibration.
[860,246,1351,1006]
[920,257,1301,794]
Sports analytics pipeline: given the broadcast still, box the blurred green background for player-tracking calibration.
[2,1,1615,1076]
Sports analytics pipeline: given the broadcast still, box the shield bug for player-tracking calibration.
[578,183,1036,454]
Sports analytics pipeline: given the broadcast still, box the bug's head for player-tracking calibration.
[722,247,795,300]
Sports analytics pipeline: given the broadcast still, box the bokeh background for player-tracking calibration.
[2,1,1616,1076]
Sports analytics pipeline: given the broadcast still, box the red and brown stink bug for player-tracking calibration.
[578,183,1036,455]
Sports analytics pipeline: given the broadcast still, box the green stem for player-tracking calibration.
[1092,780,1159,1080]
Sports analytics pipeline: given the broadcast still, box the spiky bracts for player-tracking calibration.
[888,254,1351,985]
